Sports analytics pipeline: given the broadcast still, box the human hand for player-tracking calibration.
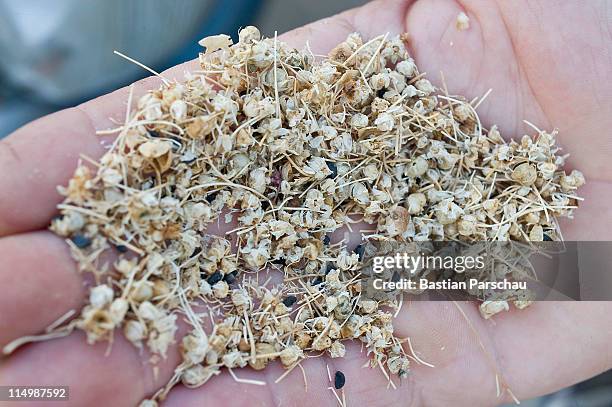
[1,1,611,405]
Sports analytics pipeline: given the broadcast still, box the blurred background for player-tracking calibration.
[0,0,610,405]
[0,0,364,137]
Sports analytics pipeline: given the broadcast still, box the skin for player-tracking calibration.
[1,0,611,405]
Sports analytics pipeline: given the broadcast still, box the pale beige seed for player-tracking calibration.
[479,300,509,319]
[456,12,470,31]
[511,163,538,186]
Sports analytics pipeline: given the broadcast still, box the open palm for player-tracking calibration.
[1,1,611,406]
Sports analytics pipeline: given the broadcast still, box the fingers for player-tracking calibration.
[486,302,612,400]
[391,301,612,405]
[404,0,531,138]
[0,330,181,407]
[0,0,413,237]
[162,341,416,407]
[0,67,191,237]
[0,231,85,349]
[280,0,407,55]
[0,218,235,351]
[391,301,506,405]
[1,319,410,407]
[558,181,612,240]
[0,109,107,236]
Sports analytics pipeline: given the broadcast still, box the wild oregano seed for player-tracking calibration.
[334,371,346,389]
[71,234,92,249]
[282,295,297,307]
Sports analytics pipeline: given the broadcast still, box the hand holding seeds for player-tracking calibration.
[1,1,612,406]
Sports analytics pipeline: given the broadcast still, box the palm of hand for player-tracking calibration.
[1,1,611,406]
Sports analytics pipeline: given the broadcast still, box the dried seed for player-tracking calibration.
[71,234,92,249]
[511,163,537,186]
[199,34,232,54]
[207,271,223,285]
[334,371,346,389]
[282,295,297,307]
[205,192,218,203]
[223,271,237,284]
[40,27,585,404]
[353,244,365,261]
[455,12,470,31]
[272,258,286,266]
[312,276,324,286]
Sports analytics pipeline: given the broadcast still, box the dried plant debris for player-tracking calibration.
[8,26,586,402]
[456,12,470,31]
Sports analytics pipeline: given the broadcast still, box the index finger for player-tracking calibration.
[0,1,406,236]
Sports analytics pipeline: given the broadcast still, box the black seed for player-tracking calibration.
[170,138,182,151]
[262,200,270,210]
[272,258,286,266]
[325,263,335,275]
[282,295,297,307]
[191,247,202,257]
[353,244,365,261]
[326,161,338,178]
[205,192,218,203]
[334,371,346,389]
[149,130,160,138]
[391,271,401,283]
[115,244,128,253]
[323,235,331,245]
[224,271,237,284]
[71,234,91,249]
[312,276,324,286]
[543,234,552,241]
[207,271,223,285]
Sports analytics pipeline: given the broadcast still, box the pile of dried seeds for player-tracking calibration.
[12,26,587,403]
